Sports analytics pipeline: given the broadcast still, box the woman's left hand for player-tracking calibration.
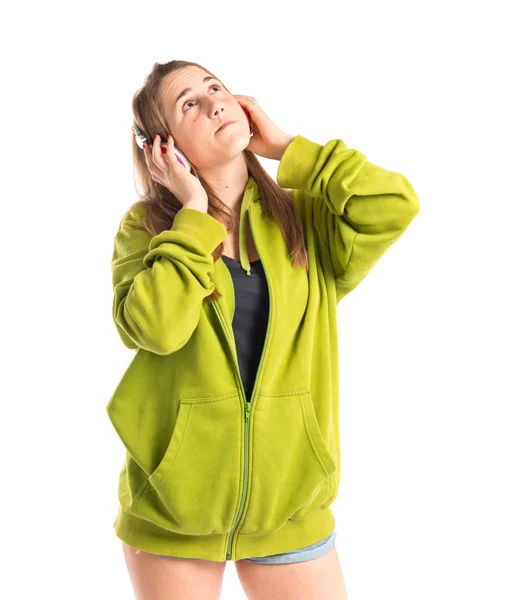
[234,95,295,160]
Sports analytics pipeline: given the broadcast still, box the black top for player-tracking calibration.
[221,255,269,402]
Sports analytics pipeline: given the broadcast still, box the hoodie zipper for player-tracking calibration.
[212,205,271,561]
[211,299,251,560]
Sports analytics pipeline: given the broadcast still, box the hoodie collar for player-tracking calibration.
[238,175,261,276]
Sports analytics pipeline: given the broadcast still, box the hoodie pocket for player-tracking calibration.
[240,388,336,534]
[129,391,243,536]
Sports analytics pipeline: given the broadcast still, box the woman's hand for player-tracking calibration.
[234,95,295,160]
[143,135,208,207]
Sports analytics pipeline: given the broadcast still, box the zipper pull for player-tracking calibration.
[245,401,252,422]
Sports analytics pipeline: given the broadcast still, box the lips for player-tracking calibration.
[216,119,236,132]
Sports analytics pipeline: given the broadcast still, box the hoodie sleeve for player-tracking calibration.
[276,134,420,302]
[111,202,228,354]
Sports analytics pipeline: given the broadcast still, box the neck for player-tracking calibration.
[199,153,250,213]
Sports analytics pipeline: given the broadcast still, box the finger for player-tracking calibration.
[142,141,159,175]
[165,135,176,165]
[152,134,168,172]
[142,141,155,167]
[234,94,250,106]
[166,135,184,171]
[236,95,255,104]
[237,96,261,117]
[143,139,167,183]
[151,134,160,163]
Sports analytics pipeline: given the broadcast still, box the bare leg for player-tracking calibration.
[122,542,227,600]
[235,546,348,600]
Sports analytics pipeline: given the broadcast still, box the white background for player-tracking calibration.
[2,0,510,598]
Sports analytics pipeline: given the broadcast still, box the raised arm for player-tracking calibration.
[277,135,420,302]
[111,203,228,353]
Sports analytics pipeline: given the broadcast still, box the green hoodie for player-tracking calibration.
[107,134,420,562]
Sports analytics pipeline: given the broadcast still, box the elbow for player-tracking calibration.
[388,189,420,239]
[123,316,194,355]
[134,315,198,355]
[408,190,420,220]
[113,292,200,355]
[112,299,176,355]
[147,329,192,355]
[401,195,420,230]
[400,173,421,220]
[114,322,192,356]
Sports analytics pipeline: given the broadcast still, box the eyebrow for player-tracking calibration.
[175,76,218,106]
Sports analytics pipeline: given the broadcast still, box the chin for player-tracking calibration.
[217,133,250,153]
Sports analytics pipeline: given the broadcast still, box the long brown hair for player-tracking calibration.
[130,59,309,303]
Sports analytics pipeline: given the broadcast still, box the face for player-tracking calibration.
[159,66,251,170]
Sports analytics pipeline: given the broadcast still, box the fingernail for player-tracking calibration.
[142,144,146,149]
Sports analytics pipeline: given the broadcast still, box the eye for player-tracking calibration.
[183,84,222,112]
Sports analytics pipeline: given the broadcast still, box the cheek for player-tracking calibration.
[178,136,210,164]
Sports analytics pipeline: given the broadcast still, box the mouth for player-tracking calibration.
[216,119,236,133]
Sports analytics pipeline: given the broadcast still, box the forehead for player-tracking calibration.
[161,67,211,105]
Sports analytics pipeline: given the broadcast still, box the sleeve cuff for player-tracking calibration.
[149,207,228,255]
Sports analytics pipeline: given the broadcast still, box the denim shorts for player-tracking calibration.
[154,531,336,565]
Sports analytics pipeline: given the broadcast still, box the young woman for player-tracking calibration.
[107,59,420,599]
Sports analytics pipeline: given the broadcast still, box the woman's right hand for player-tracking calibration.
[143,134,208,208]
